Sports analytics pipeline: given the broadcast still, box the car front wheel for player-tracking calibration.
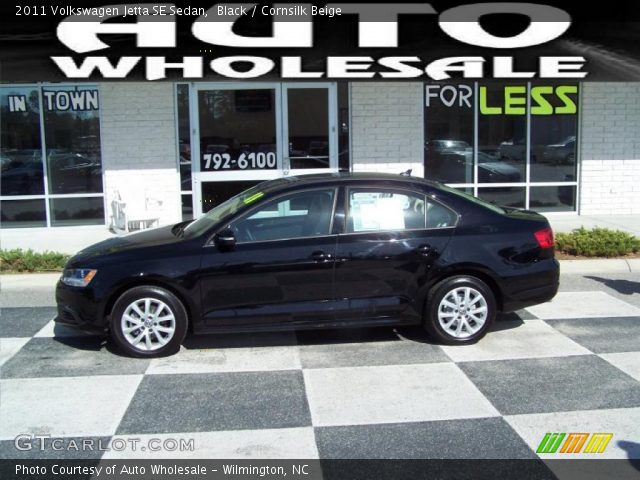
[424,276,496,344]
[110,286,188,357]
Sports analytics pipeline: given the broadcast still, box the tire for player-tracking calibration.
[110,285,188,358]
[424,276,496,345]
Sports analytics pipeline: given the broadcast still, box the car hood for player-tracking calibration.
[70,225,183,263]
[479,162,520,175]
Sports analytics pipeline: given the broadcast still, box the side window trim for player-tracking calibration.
[224,186,339,245]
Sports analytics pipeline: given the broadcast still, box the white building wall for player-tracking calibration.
[350,82,424,176]
[579,82,640,214]
[1,82,181,254]
[101,82,181,226]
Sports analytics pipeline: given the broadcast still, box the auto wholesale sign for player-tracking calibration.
[3,1,640,82]
[47,2,586,81]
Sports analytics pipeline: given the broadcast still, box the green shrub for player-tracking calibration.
[555,227,640,258]
[0,249,70,272]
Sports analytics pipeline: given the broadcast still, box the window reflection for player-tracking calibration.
[49,197,104,226]
[531,84,578,183]
[287,89,330,170]
[0,199,46,228]
[423,83,578,212]
[478,187,526,209]
[177,84,192,193]
[201,181,260,213]
[530,186,576,212]
[43,86,103,195]
[424,84,474,183]
[198,90,277,172]
[478,85,526,183]
[0,87,44,195]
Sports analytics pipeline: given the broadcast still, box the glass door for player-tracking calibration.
[191,82,338,216]
[283,83,338,176]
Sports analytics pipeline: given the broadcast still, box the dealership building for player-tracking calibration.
[1,81,639,252]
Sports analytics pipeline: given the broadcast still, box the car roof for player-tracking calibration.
[261,172,442,192]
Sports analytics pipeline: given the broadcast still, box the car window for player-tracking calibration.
[183,183,267,238]
[425,200,458,228]
[347,189,457,233]
[231,189,336,242]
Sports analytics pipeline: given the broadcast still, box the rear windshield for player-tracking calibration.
[437,185,505,214]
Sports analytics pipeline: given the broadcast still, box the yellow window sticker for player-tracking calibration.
[243,192,264,205]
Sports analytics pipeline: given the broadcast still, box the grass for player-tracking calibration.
[0,249,69,273]
[555,227,640,258]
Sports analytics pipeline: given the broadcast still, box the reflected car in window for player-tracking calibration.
[426,141,521,183]
[55,173,559,357]
[0,151,44,195]
[543,136,576,165]
[477,152,522,183]
[48,151,102,194]
[497,137,526,162]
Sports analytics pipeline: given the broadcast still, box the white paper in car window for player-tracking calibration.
[351,193,405,231]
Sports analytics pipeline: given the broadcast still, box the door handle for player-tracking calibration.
[311,251,332,262]
[416,244,437,256]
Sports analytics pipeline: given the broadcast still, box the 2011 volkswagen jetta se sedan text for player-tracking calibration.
[55,173,559,357]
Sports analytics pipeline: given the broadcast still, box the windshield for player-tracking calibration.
[182,184,266,238]
[437,184,506,214]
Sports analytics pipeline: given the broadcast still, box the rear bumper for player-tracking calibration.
[500,259,560,312]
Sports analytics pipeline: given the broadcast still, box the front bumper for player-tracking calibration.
[54,280,106,333]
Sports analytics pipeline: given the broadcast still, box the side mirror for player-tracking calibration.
[214,228,236,251]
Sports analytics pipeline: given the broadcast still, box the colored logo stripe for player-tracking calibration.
[583,433,613,454]
[560,433,589,453]
[537,432,614,454]
[537,433,566,453]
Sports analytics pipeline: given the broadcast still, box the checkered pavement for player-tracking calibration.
[1,287,639,462]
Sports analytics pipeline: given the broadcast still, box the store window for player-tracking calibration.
[424,83,579,212]
[424,84,474,184]
[0,85,104,228]
[176,84,193,221]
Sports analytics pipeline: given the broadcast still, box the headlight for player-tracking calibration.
[61,269,97,287]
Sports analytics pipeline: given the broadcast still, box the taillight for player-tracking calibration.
[534,227,555,249]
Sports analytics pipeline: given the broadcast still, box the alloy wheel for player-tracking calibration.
[437,287,488,339]
[120,298,176,351]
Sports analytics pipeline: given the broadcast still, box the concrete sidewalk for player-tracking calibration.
[549,214,640,236]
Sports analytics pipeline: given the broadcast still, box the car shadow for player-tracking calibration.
[183,326,414,350]
[50,324,137,357]
[51,332,109,351]
[182,312,529,350]
[584,276,640,295]
[51,313,530,354]
[617,440,640,472]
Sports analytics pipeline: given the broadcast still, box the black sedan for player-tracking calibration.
[55,173,559,357]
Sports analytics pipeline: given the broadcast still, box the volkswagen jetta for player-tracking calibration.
[55,173,559,357]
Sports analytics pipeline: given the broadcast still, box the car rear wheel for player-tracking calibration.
[110,286,188,357]
[424,276,496,344]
